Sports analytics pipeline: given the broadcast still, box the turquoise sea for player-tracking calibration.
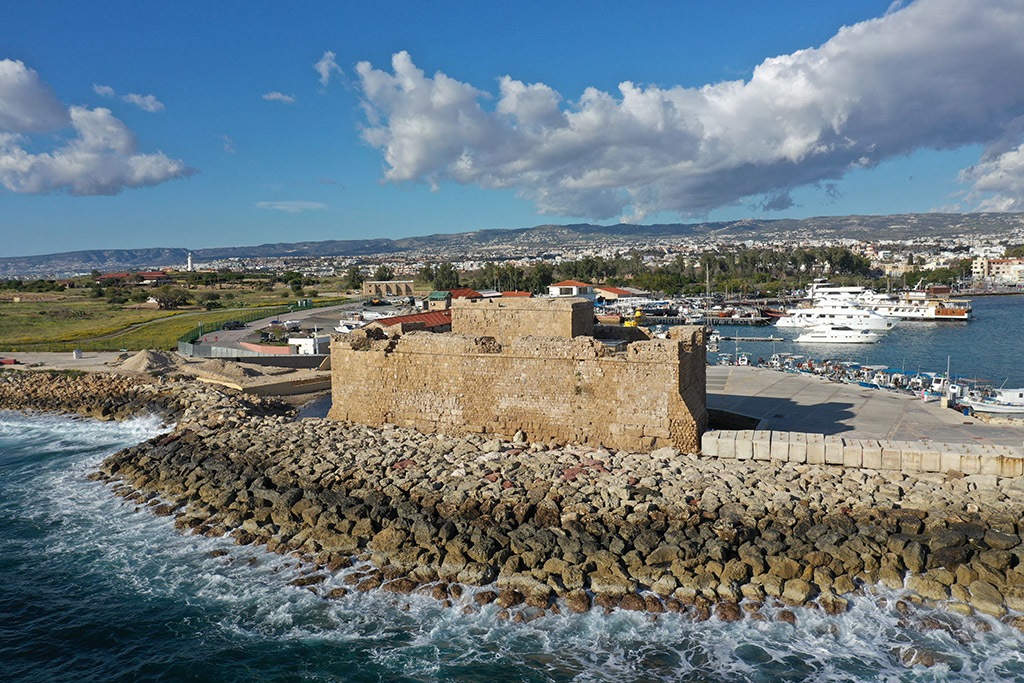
[718,295,1024,387]
[3,412,1024,681]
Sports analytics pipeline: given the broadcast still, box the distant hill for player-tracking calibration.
[3,212,1022,278]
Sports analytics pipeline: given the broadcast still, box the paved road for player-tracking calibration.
[707,366,1024,447]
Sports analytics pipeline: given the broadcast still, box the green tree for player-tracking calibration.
[417,264,436,286]
[372,265,395,281]
[433,262,460,290]
[1005,245,1024,258]
[344,266,364,290]
[524,262,554,294]
[151,285,190,309]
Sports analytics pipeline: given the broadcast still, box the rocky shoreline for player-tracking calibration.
[3,369,1024,637]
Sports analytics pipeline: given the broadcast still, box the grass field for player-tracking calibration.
[0,287,348,352]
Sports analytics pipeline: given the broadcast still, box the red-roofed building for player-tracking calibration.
[548,280,595,299]
[448,287,483,300]
[595,286,642,301]
[501,290,533,297]
[374,309,452,333]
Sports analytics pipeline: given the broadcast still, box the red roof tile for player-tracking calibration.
[551,280,592,288]
[595,286,632,295]
[377,310,452,329]
[447,287,483,299]
[501,290,533,297]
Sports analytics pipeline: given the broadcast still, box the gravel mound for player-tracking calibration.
[119,350,181,374]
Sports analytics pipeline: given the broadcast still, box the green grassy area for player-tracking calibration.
[0,297,180,345]
[0,291,349,352]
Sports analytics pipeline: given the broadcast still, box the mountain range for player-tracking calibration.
[3,212,1022,278]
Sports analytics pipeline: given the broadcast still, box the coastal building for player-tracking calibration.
[594,286,644,301]
[329,297,707,453]
[425,288,483,311]
[548,280,596,299]
[972,257,1024,283]
[370,309,453,333]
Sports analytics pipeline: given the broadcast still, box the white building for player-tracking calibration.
[547,280,596,299]
[288,335,330,355]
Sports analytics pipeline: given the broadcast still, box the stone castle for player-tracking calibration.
[328,297,707,452]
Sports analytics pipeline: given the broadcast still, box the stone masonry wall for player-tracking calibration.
[451,297,594,343]
[328,326,707,453]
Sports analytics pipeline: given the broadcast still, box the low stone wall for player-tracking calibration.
[328,326,707,453]
[451,297,594,342]
[701,430,1024,478]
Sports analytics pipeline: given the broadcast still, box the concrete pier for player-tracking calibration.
[704,366,1024,476]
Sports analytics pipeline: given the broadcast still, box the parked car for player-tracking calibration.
[221,321,246,330]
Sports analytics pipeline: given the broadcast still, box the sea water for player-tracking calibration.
[720,296,1024,387]
[2,411,1024,682]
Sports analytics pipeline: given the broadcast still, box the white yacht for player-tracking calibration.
[804,280,971,321]
[776,299,898,330]
[794,325,882,344]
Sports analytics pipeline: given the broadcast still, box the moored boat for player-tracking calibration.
[794,325,883,344]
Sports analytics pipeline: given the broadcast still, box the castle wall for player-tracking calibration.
[451,297,594,343]
[328,326,706,453]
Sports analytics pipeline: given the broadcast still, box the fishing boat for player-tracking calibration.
[794,325,882,344]
[960,387,1024,415]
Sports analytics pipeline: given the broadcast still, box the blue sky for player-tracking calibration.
[2,0,1023,257]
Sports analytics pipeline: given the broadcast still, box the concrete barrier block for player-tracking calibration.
[700,431,719,457]
[807,434,825,464]
[787,432,807,463]
[901,444,922,472]
[861,439,882,470]
[938,443,962,473]
[997,447,1024,478]
[842,439,863,468]
[979,452,1001,476]
[958,445,982,475]
[716,431,736,459]
[752,430,772,461]
[735,430,754,460]
[770,431,790,462]
[879,440,901,471]
[919,443,941,472]
[824,435,844,465]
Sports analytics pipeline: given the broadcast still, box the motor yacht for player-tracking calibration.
[794,325,883,344]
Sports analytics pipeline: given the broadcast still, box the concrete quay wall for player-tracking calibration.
[701,430,1024,478]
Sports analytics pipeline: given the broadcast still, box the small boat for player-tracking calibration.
[794,325,882,344]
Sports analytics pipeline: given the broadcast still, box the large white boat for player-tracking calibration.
[776,300,898,330]
[794,324,883,344]
[870,285,972,321]
[804,280,971,321]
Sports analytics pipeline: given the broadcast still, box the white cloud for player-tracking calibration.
[959,143,1024,211]
[255,200,328,213]
[122,93,165,112]
[93,84,115,97]
[314,50,343,88]
[222,134,236,154]
[0,59,69,132]
[0,106,193,195]
[263,91,296,104]
[354,0,1024,220]
[0,60,191,196]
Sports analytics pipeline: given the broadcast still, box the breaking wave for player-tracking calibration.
[1,411,1023,682]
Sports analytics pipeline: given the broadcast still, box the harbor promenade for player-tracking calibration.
[707,365,1024,447]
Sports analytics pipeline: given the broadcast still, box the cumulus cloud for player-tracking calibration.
[354,0,1024,219]
[0,59,69,132]
[122,93,165,112]
[93,84,115,97]
[255,200,328,213]
[0,59,191,196]
[314,50,343,88]
[263,91,296,104]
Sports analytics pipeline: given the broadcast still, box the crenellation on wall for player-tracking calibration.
[328,324,707,453]
[451,297,594,342]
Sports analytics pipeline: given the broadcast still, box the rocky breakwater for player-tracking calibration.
[95,410,1024,630]
[0,368,293,425]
